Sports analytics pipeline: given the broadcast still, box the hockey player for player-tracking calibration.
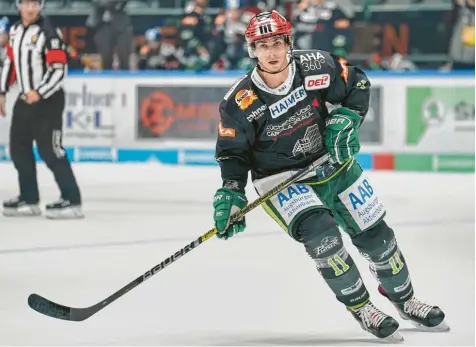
[213,10,449,342]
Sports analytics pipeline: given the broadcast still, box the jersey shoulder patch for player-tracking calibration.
[221,75,262,122]
[293,49,333,75]
[223,74,250,101]
[293,50,336,91]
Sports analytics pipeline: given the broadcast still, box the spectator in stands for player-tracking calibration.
[65,44,83,70]
[292,0,353,56]
[293,0,319,50]
[381,53,418,71]
[442,0,475,70]
[209,0,254,70]
[179,0,211,70]
[86,0,133,70]
[0,17,8,73]
[138,27,186,70]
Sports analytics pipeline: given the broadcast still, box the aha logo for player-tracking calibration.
[349,179,374,210]
[305,74,330,90]
[235,89,258,111]
[277,184,309,207]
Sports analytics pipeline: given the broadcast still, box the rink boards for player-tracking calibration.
[0,70,473,172]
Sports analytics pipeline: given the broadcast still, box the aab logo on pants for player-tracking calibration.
[339,175,386,230]
[277,184,310,207]
[269,181,323,225]
[349,179,374,210]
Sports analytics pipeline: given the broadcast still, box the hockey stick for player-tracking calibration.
[27,153,330,322]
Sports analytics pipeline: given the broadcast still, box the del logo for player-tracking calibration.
[235,89,258,111]
[349,179,374,210]
[218,120,235,137]
[269,86,307,119]
[305,74,330,90]
[277,184,309,207]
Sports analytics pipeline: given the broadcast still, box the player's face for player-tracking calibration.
[254,36,289,73]
[18,0,42,23]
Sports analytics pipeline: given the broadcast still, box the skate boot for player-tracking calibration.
[347,299,403,342]
[379,285,450,332]
[3,197,41,217]
[45,199,83,219]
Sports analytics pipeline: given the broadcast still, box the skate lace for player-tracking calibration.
[358,302,388,329]
[403,297,433,319]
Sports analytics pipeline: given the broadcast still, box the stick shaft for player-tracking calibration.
[28,154,330,321]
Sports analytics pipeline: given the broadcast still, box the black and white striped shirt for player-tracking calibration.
[0,16,67,99]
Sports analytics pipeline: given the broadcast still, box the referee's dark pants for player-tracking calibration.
[9,89,81,204]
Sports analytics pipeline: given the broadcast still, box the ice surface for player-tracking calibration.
[0,162,474,346]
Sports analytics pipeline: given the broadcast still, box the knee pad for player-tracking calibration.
[298,211,370,306]
[351,220,397,262]
[297,211,350,272]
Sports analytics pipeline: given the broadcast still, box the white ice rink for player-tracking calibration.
[0,162,474,346]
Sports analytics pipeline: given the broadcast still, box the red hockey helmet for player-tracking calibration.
[245,10,291,46]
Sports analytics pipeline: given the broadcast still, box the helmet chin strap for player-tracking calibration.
[257,59,292,75]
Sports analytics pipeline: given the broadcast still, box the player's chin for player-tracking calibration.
[264,60,285,72]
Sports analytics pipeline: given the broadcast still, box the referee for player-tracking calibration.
[0,0,83,219]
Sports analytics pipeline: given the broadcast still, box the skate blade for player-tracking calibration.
[410,319,451,332]
[381,331,404,343]
[3,206,41,217]
[45,207,84,220]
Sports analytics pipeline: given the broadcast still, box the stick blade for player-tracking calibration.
[28,293,76,321]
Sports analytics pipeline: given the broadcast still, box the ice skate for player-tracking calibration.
[2,197,41,217]
[45,199,84,219]
[348,299,403,343]
[379,285,450,332]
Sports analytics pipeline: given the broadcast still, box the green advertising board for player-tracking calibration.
[395,153,475,172]
[406,86,475,153]
[404,86,474,172]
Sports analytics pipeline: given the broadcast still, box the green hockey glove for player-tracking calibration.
[213,188,248,240]
[324,107,362,164]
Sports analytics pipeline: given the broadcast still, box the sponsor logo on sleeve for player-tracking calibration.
[235,89,258,111]
[304,74,331,90]
[218,120,236,137]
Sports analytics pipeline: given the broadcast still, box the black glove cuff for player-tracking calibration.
[223,179,246,193]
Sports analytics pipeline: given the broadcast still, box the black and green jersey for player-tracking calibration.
[216,49,371,192]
